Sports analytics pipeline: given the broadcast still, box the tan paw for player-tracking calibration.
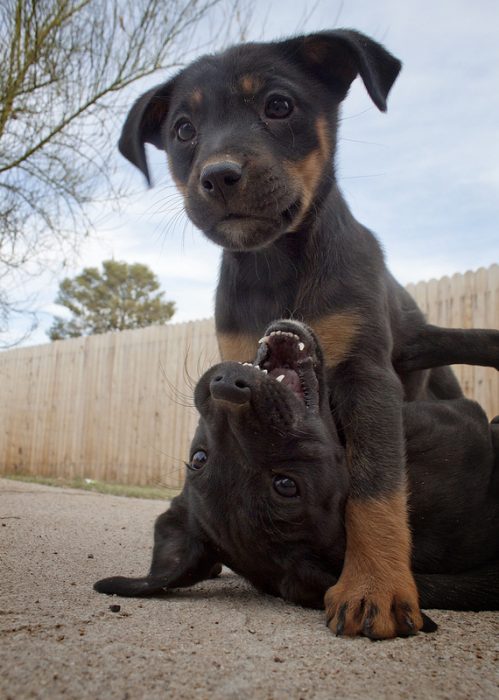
[325,578,424,640]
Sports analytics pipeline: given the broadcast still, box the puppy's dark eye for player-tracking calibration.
[176,119,196,141]
[189,450,207,470]
[265,95,293,119]
[272,475,299,497]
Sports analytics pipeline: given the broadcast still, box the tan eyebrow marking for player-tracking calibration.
[189,88,203,108]
[239,74,263,95]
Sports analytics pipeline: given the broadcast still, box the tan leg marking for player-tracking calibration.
[217,332,258,362]
[325,491,423,639]
[308,312,362,368]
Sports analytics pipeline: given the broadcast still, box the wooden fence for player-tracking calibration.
[0,320,219,488]
[0,265,497,488]
[406,264,498,417]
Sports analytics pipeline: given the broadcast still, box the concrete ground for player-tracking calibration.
[1,478,497,700]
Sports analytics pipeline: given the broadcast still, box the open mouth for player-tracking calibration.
[245,323,320,410]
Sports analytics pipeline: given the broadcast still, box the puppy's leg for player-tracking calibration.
[325,362,423,639]
[94,494,218,597]
[325,492,423,638]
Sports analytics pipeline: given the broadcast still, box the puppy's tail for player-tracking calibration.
[415,560,499,611]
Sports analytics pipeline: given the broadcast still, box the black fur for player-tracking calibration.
[111,29,499,637]
[95,321,499,626]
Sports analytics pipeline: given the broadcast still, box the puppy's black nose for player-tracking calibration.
[210,368,251,405]
[200,161,242,199]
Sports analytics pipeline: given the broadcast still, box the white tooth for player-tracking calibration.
[258,337,266,343]
[298,342,305,351]
[243,362,252,366]
[276,374,285,382]
[261,369,268,375]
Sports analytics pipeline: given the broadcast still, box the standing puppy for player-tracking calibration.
[118,30,488,638]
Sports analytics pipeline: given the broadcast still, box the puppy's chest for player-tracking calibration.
[217,307,361,368]
[216,264,360,366]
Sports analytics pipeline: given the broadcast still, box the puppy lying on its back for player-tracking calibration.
[95,321,499,637]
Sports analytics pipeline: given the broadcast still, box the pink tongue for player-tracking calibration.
[270,368,303,397]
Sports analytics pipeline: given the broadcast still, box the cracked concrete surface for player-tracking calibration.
[1,478,497,700]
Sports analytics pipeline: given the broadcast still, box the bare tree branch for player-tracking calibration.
[0,0,251,344]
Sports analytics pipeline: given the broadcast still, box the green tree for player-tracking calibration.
[48,260,176,339]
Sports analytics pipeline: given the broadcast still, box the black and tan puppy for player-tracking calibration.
[95,321,499,637]
[116,30,499,637]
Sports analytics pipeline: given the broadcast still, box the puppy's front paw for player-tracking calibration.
[324,576,424,640]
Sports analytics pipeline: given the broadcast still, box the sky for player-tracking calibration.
[6,0,499,346]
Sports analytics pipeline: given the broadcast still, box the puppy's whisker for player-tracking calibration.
[159,361,196,408]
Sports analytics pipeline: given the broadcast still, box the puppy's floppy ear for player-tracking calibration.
[282,29,401,112]
[118,80,174,185]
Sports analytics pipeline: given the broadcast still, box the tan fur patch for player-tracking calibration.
[283,115,330,230]
[309,311,361,367]
[344,492,412,572]
[324,491,423,638]
[239,74,263,95]
[218,332,258,362]
[199,155,243,170]
[189,88,203,108]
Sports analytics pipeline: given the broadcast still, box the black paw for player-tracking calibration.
[209,563,223,578]
[421,612,438,633]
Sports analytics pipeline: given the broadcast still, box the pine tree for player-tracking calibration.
[48,260,175,339]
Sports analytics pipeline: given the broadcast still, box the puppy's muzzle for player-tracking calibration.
[210,366,251,405]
